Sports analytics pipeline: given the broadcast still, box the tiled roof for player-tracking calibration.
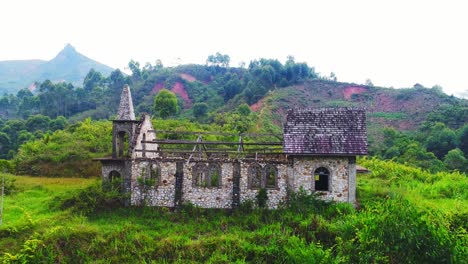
[283,108,367,155]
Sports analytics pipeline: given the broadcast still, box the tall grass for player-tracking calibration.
[1,159,467,263]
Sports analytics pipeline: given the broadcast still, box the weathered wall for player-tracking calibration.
[238,160,289,208]
[182,161,234,208]
[112,121,138,158]
[291,156,350,202]
[101,159,132,202]
[133,115,158,159]
[130,159,176,207]
[121,156,353,208]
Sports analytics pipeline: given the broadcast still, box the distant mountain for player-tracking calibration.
[0,44,113,95]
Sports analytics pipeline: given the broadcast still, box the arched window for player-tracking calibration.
[117,131,130,158]
[192,163,206,187]
[207,163,222,187]
[264,164,277,189]
[249,164,262,189]
[149,163,160,186]
[108,170,122,192]
[314,167,330,191]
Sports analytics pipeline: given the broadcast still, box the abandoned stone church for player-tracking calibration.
[98,85,367,208]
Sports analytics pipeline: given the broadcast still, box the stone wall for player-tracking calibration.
[238,160,289,208]
[133,115,158,159]
[291,156,350,202]
[182,161,234,208]
[130,159,177,207]
[120,155,354,209]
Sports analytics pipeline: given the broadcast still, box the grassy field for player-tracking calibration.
[1,159,467,263]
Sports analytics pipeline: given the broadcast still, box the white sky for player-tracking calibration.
[1,0,467,97]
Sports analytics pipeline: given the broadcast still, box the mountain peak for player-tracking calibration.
[58,43,78,57]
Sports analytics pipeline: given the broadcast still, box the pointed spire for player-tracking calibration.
[117,85,136,120]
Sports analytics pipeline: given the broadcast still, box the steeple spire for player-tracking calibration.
[117,85,135,120]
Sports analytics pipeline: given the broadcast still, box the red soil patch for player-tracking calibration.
[179,73,197,82]
[250,99,263,112]
[343,86,367,100]
[171,82,192,108]
[151,82,165,94]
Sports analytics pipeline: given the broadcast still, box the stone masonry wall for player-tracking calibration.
[130,160,176,207]
[182,161,234,208]
[239,161,289,209]
[133,115,158,159]
[291,156,349,202]
[126,156,353,208]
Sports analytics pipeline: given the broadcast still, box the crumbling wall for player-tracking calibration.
[133,115,158,159]
[239,160,289,208]
[182,161,234,208]
[130,160,176,207]
[127,156,353,208]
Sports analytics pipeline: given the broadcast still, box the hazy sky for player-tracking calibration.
[1,0,467,97]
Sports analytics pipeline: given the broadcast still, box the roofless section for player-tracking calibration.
[137,130,284,161]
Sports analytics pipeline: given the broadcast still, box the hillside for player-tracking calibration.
[0,44,113,95]
[127,65,466,132]
[250,79,467,131]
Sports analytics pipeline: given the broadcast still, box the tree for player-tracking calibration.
[127,59,141,79]
[0,132,11,156]
[206,52,230,68]
[365,79,374,86]
[25,115,51,132]
[83,69,104,92]
[237,103,251,116]
[425,123,458,159]
[153,89,179,119]
[192,103,208,119]
[444,148,468,172]
[223,75,241,102]
[458,124,468,157]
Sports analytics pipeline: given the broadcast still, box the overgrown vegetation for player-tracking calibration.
[1,161,466,263]
[14,119,112,177]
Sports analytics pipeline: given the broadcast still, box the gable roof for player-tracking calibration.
[283,108,367,155]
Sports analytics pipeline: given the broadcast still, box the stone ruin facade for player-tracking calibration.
[97,86,368,209]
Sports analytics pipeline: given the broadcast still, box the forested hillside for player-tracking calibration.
[1,54,466,173]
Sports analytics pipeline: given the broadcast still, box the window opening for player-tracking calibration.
[314,167,329,191]
[264,165,277,189]
[207,163,222,187]
[117,131,130,158]
[249,164,262,189]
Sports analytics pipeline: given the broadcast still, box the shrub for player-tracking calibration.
[2,174,18,195]
[343,197,456,263]
[56,181,126,215]
[0,160,14,174]
[256,188,268,208]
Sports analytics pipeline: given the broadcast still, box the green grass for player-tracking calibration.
[1,161,467,263]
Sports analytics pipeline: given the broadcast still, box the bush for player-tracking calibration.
[0,160,14,174]
[2,174,18,195]
[342,197,456,263]
[56,181,126,215]
[256,188,268,208]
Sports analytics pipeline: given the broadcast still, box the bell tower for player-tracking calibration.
[112,85,139,158]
